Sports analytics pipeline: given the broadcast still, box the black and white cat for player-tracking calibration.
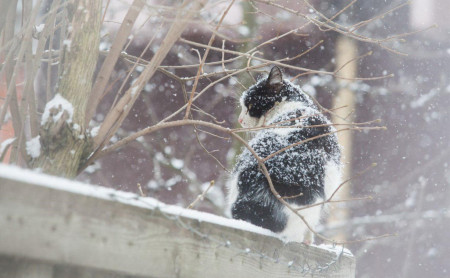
[227,66,341,243]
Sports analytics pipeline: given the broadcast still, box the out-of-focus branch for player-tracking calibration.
[85,0,145,125]
[187,180,215,209]
[93,0,206,151]
[184,0,235,119]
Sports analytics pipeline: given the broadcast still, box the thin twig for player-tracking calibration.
[187,180,215,209]
[184,0,235,119]
[137,183,145,197]
[86,0,145,125]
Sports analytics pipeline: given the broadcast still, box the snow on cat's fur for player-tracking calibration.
[227,66,342,243]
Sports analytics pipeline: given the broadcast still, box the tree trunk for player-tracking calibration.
[31,0,102,178]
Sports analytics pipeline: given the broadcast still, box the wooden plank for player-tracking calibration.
[0,255,140,278]
[0,165,355,277]
[0,256,53,278]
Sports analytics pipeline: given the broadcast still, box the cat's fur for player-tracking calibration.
[227,66,341,243]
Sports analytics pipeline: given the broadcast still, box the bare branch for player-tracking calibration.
[93,0,206,149]
[184,0,235,119]
[86,0,145,125]
[187,180,215,209]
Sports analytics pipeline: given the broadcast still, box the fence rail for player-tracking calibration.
[0,165,355,278]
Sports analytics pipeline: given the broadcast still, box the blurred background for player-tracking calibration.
[83,1,450,277]
[1,0,449,277]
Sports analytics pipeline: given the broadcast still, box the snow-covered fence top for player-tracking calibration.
[0,165,355,278]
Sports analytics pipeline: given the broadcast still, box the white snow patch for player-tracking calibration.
[164,146,172,154]
[130,85,139,96]
[315,244,353,257]
[147,180,160,190]
[410,89,438,109]
[26,136,41,158]
[90,126,100,137]
[35,24,45,33]
[302,84,316,97]
[426,247,438,257]
[238,26,249,36]
[271,126,298,136]
[136,136,145,143]
[85,162,101,174]
[309,74,333,86]
[165,175,182,188]
[1,137,16,154]
[41,94,74,126]
[170,158,184,169]
[63,39,72,51]
[99,41,111,51]
[405,191,416,208]
[73,123,80,132]
[144,83,154,92]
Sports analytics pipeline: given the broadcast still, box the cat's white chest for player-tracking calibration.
[226,175,239,208]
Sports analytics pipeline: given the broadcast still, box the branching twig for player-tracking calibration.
[93,0,206,149]
[86,0,145,125]
[184,0,235,119]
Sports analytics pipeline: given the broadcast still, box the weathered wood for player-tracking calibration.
[0,165,355,277]
[0,256,140,278]
[0,257,53,278]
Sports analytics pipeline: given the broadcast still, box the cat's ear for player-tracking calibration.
[267,66,283,91]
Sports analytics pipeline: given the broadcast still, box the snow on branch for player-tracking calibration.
[41,94,74,126]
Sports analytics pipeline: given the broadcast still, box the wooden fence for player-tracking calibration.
[0,165,355,277]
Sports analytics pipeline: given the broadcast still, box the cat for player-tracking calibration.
[227,66,341,243]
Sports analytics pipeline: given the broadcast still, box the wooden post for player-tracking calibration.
[330,36,358,242]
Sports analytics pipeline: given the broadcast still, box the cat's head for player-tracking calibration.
[238,66,285,128]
